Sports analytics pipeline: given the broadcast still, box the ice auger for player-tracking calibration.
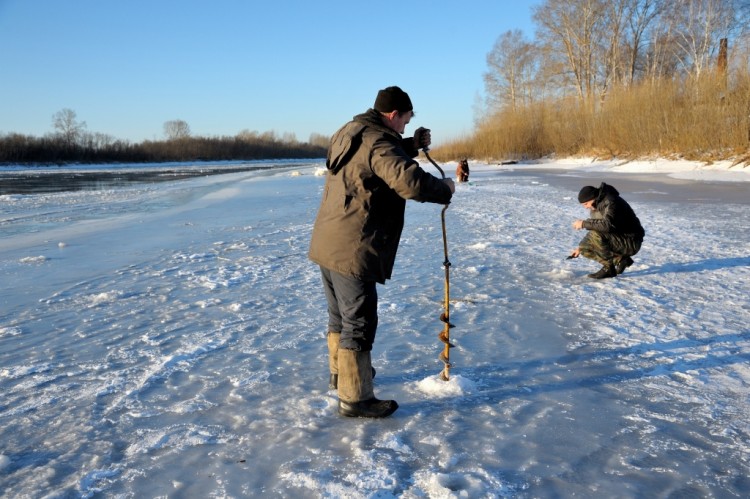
[422,148,455,381]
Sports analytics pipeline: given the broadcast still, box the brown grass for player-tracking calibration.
[434,72,750,166]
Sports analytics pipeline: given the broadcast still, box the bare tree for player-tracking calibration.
[486,0,746,111]
[641,2,682,80]
[484,30,541,110]
[670,0,739,77]
[281,131,298,144]
[163,119,191,140]
[534,0,608,102]
[80,131,117,151]
[308,132,330,148]
[259,131,277,143]
[237,129,260,142]
[643,0,742,80]
[599,0,629,94]
[622,0,664,84]
[52,108,87,148]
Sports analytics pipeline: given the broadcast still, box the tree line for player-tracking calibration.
[0,111,328,164]
[437,0,750,163]
[6,1,749,166]
[484,0,747,110]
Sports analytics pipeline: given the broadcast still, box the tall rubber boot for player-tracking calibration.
[337,349,398,418]
[327,332,340,390]
[328,332,375,390]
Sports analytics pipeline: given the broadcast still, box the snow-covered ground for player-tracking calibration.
[1,158,748,498]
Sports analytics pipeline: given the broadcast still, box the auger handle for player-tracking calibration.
[422,147,446,179]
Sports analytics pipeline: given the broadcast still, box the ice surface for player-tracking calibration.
[1,159,749,497]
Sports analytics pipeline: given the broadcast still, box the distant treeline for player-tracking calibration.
[434,0,750,164]
[0,132,327,165]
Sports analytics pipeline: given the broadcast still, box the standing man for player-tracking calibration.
[309,86,455,418]
[570,183,645,279]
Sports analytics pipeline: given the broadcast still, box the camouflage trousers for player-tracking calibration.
[579,230,643,265]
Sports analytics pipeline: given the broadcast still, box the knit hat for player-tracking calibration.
[578,185,598,203]
[374,86,413,113]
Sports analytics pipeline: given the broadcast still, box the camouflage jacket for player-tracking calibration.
[583,183,645,239]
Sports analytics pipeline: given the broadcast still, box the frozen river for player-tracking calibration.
[1,159,749,497]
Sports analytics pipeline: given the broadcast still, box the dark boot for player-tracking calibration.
[615,256,634,275]
[339,397,399,418]
[337,349,397,418]
[588,263,617,279]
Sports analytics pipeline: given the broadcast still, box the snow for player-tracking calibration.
[1,157,749,497]
[519,156,750,182]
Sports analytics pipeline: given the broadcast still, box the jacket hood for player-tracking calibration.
[326,109,401,174]
[597,182,619,201]
[326,122,365,174]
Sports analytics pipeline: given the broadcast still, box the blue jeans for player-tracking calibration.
[320,267,378,351]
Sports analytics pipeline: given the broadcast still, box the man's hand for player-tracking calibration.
[568,248,581,259]
[573,219,585,230]
[413,127,431,150]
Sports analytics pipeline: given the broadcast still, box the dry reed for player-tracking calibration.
[434,72,750,165]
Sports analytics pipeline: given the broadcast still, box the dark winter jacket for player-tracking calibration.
[456,160,469,182]
[583,183,645,239]
[309,109,453,284]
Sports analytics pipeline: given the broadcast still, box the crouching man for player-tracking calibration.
[570,183,645,279]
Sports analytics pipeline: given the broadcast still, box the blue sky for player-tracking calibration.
[0,0,540,145]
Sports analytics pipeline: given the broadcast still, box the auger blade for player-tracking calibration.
[437,330,455,347]
[439,312,455,328]
[439,351,451,366]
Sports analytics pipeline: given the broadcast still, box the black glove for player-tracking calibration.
[413,127,431,150]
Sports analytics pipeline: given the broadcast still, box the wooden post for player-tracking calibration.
[718,38,728,75]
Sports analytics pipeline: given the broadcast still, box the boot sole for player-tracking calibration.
[338,400,398,418]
